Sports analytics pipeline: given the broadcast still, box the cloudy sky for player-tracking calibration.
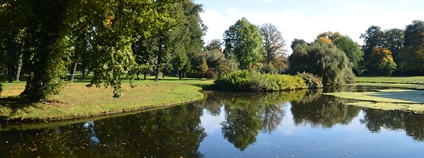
[196,0,424,53]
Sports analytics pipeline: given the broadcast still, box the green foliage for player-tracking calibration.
[297,72,323,88]
[199,57,208,78]
[398,20,424,74]
[333,36,364,66]
[365,47,397,76]
[289,42,355,86]
[214,70,306,92]
[224,18,263,69]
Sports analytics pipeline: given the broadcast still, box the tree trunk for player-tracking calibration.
[81,63,86,79]
[178,70,182,80]
[69,61,78,83]
[143,72,147,80]
[7,64,13,82]
[15,53,23,82]
[155,37,163,82]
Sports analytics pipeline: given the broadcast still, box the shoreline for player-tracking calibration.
[0,80,212,123]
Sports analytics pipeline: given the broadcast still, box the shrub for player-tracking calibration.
[214,70,307,92]
[297,72,323,88]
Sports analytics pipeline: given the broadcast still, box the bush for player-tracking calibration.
[297,72,323,88]
[214,70,307,92]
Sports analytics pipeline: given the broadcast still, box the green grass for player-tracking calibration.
[0,77,214,121]
[325,89,424,113]
[323,76,424,113]
[356,76,424,84]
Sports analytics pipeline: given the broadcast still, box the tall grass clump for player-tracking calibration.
[214,70,307,92]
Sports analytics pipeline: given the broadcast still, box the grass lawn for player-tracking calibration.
[0,77,214,121]
[356,76,424,84]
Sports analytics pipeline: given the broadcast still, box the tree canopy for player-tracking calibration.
[289,41,355,86]
[223,17,263,69]
[0,0,206,100]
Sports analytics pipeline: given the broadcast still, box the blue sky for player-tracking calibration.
[196,0,424,53]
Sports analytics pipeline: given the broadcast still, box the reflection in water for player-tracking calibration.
[0,104,206,157]
[291,89,361,128]
[199,91,303,150]
[360,108,424,141]
[2,89,424,157]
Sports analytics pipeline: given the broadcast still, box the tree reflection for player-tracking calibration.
[0,104,206,157]
[361,108,424,141]
[205,91,306,150]
[291,90,361,128]
[261,104,285,133]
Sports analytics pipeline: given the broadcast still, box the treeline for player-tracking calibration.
[1,0,424,99]
[0,0,210,99]
[290,20,424,78]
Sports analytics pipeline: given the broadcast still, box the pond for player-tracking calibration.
[1,87,424,157]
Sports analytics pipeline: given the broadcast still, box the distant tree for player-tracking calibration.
[259,23,286,63]
[316,37,333,45]
[360,26,385,57]
[365,47,397,76]
[289,42,354,86]
[259,23,287,73]
[223,17,263,69]
[383,28,404,63]
[205,39,222,52]
[398,20,424,74]
[317,31,341,41]
[199,57,208,78]
[333,36,364,69]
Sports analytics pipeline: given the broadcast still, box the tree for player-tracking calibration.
[365,47,397,76]
[383,28,404,63]
[399,20,424,74]
[14,0,76,100]
[259,23,287,73]
[360,26,402,75]
[223,17,263,69]
[333,35,364,69]
[205,39,222,52]
[317,31,342,41]
[259,23,286,63]
[199,57,208,78]
[360,26,385,57]
[289,42,355,86]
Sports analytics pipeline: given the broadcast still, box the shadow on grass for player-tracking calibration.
[0,97,40,122]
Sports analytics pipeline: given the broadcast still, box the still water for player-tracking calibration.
[1,88,424,157]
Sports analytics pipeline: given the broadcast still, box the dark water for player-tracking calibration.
[1,88,424,157]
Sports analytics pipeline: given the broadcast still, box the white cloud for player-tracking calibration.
[200,5,424,54]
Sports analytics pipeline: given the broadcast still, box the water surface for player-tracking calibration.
[1,88,424,157]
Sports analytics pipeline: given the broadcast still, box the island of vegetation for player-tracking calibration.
[1,1,424,122]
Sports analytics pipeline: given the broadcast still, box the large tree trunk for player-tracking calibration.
[143,72,147,80]
[20,1,69,101]
[69,61,78,83]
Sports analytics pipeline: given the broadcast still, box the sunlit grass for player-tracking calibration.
[0,78,214,121]
[356,76,424,84]
[325,89,424,113]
